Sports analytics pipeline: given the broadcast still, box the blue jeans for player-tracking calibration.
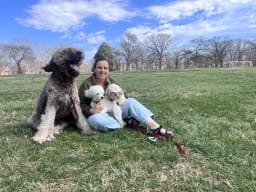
[87,98,154,132]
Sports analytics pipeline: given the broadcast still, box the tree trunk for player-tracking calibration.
[17,63,22,74]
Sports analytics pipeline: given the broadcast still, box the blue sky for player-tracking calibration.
[1,0,256,60]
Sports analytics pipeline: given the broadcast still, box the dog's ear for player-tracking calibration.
[105,88,109,96]
[118,94,126,105]
[42,59,57,72]
[118,92,123,97]
[85,90,90,97]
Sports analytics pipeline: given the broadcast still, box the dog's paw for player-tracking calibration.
[32,136,47,144]
[53,126,64,135]
[46,134,55,141]
[53,129,63,135]
[32,130,49,144]
[53,122,67,135]
[81,127,97,135]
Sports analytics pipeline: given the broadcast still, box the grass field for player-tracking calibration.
[0,68,255,192]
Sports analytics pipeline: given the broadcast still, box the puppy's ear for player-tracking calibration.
[85,90,90,97]
[118,94,126,105]
[105,89,109,96]
[42,59,57,72]
[118,92,123,97]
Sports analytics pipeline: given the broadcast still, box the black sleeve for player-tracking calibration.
[78,80,92,118]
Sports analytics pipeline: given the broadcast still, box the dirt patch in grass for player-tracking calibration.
[230,127,256,145]
[155,155,220,189]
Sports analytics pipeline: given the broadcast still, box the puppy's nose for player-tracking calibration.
[100,96,104,99]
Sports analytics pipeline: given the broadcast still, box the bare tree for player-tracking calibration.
[144,54,156,70]
[245,40,256,66]
[224,39,248,67]
[3,44,34,74]
[206,37,231,68]
[190,38,206,68]
[112,47,125,71]
[172,50,182,69]
[132,43,145,71]
[145,34,173,70]
[120,32,141,71]
[180,49,193,68]
[0,45,7,67]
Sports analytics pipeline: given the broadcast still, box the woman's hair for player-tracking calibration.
[91,56,109,72]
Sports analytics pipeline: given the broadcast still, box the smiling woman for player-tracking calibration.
[78,56,174,138]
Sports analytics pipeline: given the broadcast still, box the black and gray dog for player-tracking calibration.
[28,47,95,143]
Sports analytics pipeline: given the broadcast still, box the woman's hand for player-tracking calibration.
[90,100,105,114]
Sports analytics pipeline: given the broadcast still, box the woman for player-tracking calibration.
[78,57,173,137]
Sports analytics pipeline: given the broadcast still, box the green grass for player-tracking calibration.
[0,68,255,191]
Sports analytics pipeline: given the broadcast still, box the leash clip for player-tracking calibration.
[148,136,157,142]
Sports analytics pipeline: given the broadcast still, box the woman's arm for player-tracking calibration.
[78,78,93,118]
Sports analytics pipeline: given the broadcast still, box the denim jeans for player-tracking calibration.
[87,98,154,132]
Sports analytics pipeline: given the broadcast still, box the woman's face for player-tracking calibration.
[94,60,109,81]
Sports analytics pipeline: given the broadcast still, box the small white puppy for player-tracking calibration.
[85,84,125,127]
[84,85,105,108]
[104,84,125,127]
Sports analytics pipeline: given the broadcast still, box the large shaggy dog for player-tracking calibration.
[28,47,95,143]
[85,84,125,127]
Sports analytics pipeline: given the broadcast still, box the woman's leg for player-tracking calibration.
[88,112,122,132]
[122,98,173,136]
[144,117,173,136]
[122,98,154,123]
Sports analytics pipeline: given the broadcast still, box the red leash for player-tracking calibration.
[70,95,78,120]
[126,123,186,156]
[173,141,186,156]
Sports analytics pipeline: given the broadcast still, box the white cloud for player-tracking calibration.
[65,30,106,45]
[17,0,86,32]
[126,25,153,40]
[147,0,256,23]
[130,0,256,42]
[16,0,256,51]
[74,32,87,41]
[147,1,205,22]
[86,30,106,44]
[88,0,137,22]
[16,0,136,33]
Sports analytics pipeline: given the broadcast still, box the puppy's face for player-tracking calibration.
[107,91,121,101]
[92,92,104,103]
[85,85,105,103]
[106,84,123,101]
[43,47,84,78]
